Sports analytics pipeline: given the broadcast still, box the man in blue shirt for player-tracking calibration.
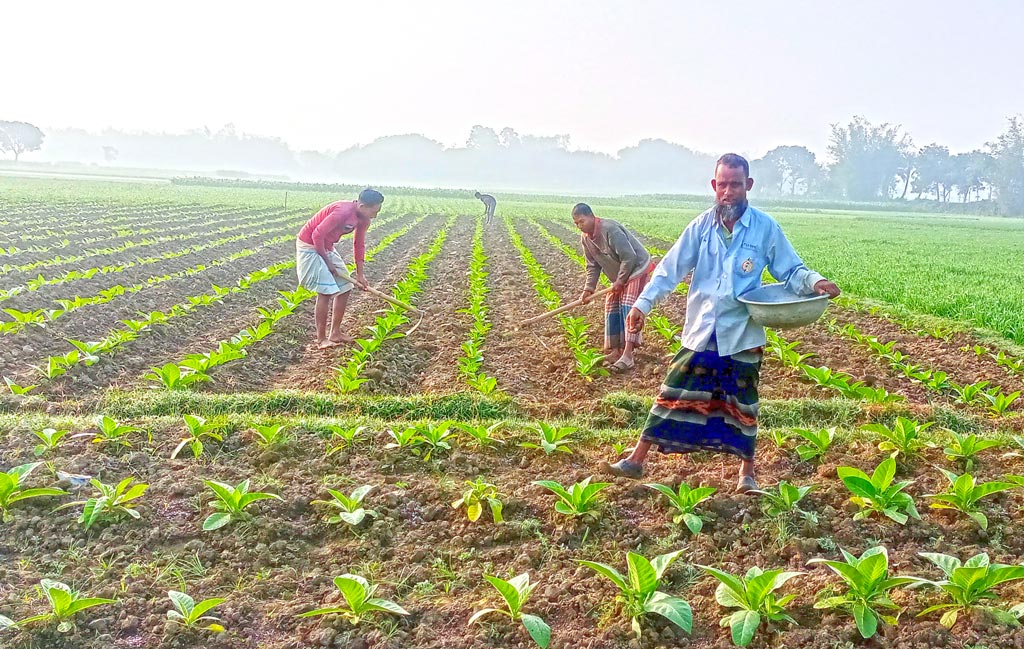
[603,153,840,493]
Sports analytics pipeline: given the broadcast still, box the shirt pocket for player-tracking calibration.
[733,250,766,279]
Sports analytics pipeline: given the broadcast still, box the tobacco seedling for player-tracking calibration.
[808,546,916,639]
[983,390,1021,417]
[699,565,803,647]
[951,381,990,405]
[837,457,920,524]
[166,590,225,632]
[171,415,224,459]
[533,477,610,519]
[454,421,505,448]
[452,478,504,524]
[580,550,692,640]
[251,424,288,448]
[17,579,116,633]
[32,427,70,456]
[81,415,145,450]
[414,421,457,461]
[938,431,1002,471]
[751,481,816,522]
[0,462,66,522]
[644,481,716,534]
[469,573,550,649]
[791,427,835,462]
[862,417,933,459]
[298,574,408,625]
[202,479,282,531]
[384,426,420,451]
[519,423,575,455]
[911,552,1024,629]
[925,469,1016,530]
[324,424,366,456]
[4,376,37,395]
[311,485,378,527]
[146,363,209,390]
[54,477,148,530]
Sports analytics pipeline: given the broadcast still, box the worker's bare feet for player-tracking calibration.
[329,333,355,344]
[317,339,344,350]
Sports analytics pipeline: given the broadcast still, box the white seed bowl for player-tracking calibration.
[738,282,829,329]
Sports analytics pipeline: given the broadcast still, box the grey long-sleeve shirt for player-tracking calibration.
[581,218,652,292]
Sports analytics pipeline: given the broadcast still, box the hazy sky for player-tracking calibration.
[8,1,1023,159]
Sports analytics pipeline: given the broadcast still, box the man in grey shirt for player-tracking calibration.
[573,203,654,372]
[474,191,497,225]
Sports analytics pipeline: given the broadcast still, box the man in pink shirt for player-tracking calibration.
[296,188,384,348]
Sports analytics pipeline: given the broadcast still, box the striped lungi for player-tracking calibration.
[604,262,655,350]
[640,335,762,460]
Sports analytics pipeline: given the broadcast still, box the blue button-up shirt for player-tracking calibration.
[634,205,823,357]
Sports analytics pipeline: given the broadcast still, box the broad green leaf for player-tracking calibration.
[730,609,761,647]
[853,603,878,639]
[645,591,692,633]
[521,613,551,649]
[579,561,628,593]
[335,575,370,611]
[190,597,225,620]
[682,512,703,535]
[363,598,409,616]
[168,591,195,616]
[484,575,522,614]
[468,608,500,626]
[627,553,658,595]
[202,512,231,531]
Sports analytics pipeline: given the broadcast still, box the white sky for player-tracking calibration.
[6,0,1023,159]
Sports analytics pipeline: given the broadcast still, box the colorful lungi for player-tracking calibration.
[640,335,762,460]
[604,263,654,351]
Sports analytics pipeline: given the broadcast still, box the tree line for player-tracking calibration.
[3,116,1024,215]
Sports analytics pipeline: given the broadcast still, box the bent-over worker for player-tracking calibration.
[602,154,840,493]
[572,203,654,372]
[295,188,384,349]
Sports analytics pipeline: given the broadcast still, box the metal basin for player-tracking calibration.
[737,283,829,329]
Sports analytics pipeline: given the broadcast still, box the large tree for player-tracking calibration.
[913,144,954,202]
[0,121,45,162]
[988,116,1024,216]
[751,145,821,195]
[826,116,914,201]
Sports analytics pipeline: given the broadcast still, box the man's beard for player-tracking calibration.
[715,199,748,223]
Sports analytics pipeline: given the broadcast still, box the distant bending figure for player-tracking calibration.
[474,191,497,225]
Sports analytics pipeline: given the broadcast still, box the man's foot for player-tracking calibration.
[609,357,635,373]
[601,459,644,479]
[736,475,759,494]
[317,339,344,350]
[329,333,355,344]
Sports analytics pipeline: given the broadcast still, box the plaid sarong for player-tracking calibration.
[604,262,654,350]
[641,335,762,460]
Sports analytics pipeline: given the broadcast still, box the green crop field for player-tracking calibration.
[2,176,1024,649]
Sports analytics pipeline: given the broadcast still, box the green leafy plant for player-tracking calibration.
[699,565,803,647]
[171,415,224,459]
[951,380,991,405]
[751,481,816,522]
[4,376,37,395]
[911,552,1024,628]
[644,481,716,534]
[837,457,920,524]
[533,477,610,519]
[983,389,1021,416]
[298,574,408,625]
[0,462,66,522]
[469,573,550,649]
[384,426,420,451]
[145,363,209,390]
[414,421,457,461]
[937,431,1002,471]
[17,579,116,633]
[311,485,378,527]
[54,477,147,530]
[81,415,144,450]
[454,421,505,448]
[862,417,933,459]
[202,479,281,531]
[519,423,575,455]
[791,427,835,462]
[808,546,916,639]
[452,479,504,523]
[925,469,1016,530]
[32,427,70,456]
[250,424,288,448]
[580,550,692,640]
[166,590,225,632]
[323,424,366,456]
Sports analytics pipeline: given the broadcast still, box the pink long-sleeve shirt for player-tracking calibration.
[297,200,368,268]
